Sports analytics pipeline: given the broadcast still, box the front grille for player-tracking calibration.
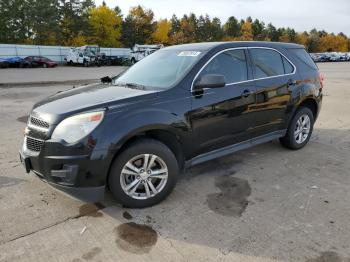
[30,116,49,129]
[26,136,44,152]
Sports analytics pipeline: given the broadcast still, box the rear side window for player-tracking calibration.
[200,49,248,84]
[282,56,294,74]
[250,48,285,78]
[289,48,318,70]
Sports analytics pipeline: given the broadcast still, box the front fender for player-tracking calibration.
[96,107,191,157]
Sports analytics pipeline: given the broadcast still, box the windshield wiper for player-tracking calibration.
[126,83,147,90]
[114,82,146,90]
[113,81,148,90]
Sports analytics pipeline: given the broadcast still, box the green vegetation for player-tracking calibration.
[0,0,349,51]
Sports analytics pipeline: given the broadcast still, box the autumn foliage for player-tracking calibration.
[0,1,349,52]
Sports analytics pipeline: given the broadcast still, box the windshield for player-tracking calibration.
[114,49,204,90]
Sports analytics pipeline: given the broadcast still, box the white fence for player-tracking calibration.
[0,44,131,64]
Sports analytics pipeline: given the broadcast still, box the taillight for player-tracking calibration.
[319,72,325,89]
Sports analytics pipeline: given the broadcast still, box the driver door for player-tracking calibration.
[189,48,257,155]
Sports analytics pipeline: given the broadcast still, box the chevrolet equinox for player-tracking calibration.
[20,42,323,208]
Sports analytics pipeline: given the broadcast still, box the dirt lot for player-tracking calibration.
[0,63,349,262]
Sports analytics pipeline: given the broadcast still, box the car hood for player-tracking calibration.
[33,83,158,123]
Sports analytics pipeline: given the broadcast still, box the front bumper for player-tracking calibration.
[20,136,109,203]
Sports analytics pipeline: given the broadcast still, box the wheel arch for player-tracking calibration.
[298,97,318,120]
[105,127,185,188]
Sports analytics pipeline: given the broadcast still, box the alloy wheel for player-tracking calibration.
[120,154,168,200]
[294,114,311,144]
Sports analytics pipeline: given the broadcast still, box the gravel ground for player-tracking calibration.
[0,62,349,262]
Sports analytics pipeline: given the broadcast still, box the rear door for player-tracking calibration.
[248,47,298,137]
[190,48,257,155]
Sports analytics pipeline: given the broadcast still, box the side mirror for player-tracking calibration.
[101,76,112,83]
[193,74,226,91]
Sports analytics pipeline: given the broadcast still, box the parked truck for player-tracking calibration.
[130,44,164,64]
[65,45,99,66]
[65,45,130,67]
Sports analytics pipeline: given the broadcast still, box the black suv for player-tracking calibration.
[20,42,323,208]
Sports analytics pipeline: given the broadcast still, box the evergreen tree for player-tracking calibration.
[251,19,265,40]
[223,16,240,39]
[121,5,155,47]
[29,0,61,45]
[58,0,94,46]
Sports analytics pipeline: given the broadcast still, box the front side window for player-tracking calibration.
[250,49,287,78]
[199,49,248,84]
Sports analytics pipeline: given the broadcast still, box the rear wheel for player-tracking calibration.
[280,106,314,150]
[108,139,179,208]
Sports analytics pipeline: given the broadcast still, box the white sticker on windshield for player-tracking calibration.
[178,51,201,57]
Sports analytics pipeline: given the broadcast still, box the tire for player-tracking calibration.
[43,63,47,68]
[83,60,89,67]
[130,58,136,65]
[280,106,314,150]
[108,138,179,208]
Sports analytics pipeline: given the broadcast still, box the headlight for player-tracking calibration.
[51,111,104,143]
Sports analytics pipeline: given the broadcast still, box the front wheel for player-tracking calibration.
[108,139,179,208]
[280,106,314,150]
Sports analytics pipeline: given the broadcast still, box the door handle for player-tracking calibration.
[241,89,253,98]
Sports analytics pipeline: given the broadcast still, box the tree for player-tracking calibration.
[319,33,348,52]
[70,34,88,46]
[169,15,180,35]
[295,32,309,48]
[29,0,61,45]
[88,4,122,47]
[210,17,223,41]
[152,19,171,44]
[196,15,222,42]
[278,27,296,43]
[178,13,198,43]
[114,6,122,18]
[240,20,253,41]
[308,29,321,52]
[265,23,279,41]
[58,0,95,46]
[121,5,155,47]
[0,2,349,51]
[223,16,240,39]
[0,0,33,44]
[252,19,265,40]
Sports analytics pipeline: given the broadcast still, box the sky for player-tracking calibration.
[95,0,350,35]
